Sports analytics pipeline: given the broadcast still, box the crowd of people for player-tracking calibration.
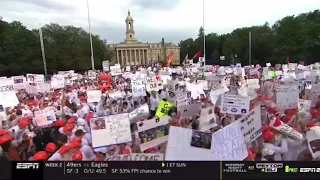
[0,61,319,162]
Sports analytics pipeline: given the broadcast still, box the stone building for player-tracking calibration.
[107,10,180,66]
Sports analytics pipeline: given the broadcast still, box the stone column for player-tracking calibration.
[142,49,145,65]
[134,49,137,65]
[138,49,141,64]
[124,50,127,65]
[129,49,132,65]
[116,50,119,64]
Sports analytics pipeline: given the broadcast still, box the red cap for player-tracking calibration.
[120,148,130,155]
[18,119,30,127]
[282,115,292,123]
[45,143,57,153]
[310,109,319,117]
[63,125,75,133]
[33,151,48,161]
[286,109,296,116]
[263,131,275,142]
[74,137,82,142]
[93,157,100,161]
[272,118,282,127]
[55,120,65,127]
[262,124,271,133]
[0,129,9,136]
[67,118,76,124]
[306,123,318,128]
[72,151,83,161]
[69,141,81,149]
[58,145,70,154]
[0,135,12,145]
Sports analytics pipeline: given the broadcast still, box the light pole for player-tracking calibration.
[87,0,95,70]
[202,0,206,66]
[39,24,47,76]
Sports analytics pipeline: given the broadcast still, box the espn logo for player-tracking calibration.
[16,163,39,169]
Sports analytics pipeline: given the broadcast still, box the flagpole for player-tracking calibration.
[87,0,95,70]
[39,24,47,76]
[203,0,206,66]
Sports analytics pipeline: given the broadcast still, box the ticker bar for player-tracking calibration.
[12,161,320,180]
[43,161,220,180]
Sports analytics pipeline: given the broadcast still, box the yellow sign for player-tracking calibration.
[156,100,173,118]
[162,163,165,167]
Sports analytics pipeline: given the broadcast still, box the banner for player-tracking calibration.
[106,153,164,161]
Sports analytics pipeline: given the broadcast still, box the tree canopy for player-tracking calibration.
[179,10,320,66]
[0,18,113,76]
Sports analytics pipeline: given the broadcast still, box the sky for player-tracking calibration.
[1,0,319,44]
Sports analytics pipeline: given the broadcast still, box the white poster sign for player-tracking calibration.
[110,65,122,76]
[166,121,247,161]
[87,90,102,103]
[12,76,26,90]
[102,60,110,72]
[26,74,44,83]
[51,75,65,89]
[221,94,250,115]
[131,74,146,97]
[106,153,164,161]
[90,113,132,148]
[0,78,14,92]
[276,84,299,111]
[238,106,262,143]
[0,91,19,108]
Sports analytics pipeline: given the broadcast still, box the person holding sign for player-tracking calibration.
[149,91,160,118]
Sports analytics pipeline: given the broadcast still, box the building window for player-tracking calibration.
[130,35,132,38]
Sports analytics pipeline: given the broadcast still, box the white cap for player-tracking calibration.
[77,118,86,126]
[261,147,275,156]
[94,147,108,154]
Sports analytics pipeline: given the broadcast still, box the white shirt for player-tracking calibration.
[262,139,288,161]
[80,145,96,160]
[282,138,306,160]
[150,96,159,111]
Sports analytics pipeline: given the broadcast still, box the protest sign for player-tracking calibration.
[238,106,262,143]
[110,65,122,76]
[246,79,260,89]
[137,116,170,151]
[299,99,311,113]
[166,122,247,161]
[87,90,102,103]
[26,74,44,83]
[221,94,250,115]
[128,104,149,124]
[0,91,19,108]
[131,74,146,97]
[12,76,26,90]
[269,118,303,140]
[102,60,110,71]
[0,78,14,92]
[155,100,173,118]
[109,91,123,99]
[179,103,202,118]
[51,75,65,89]
[176,92,191,111]
[276,84,299,111]
[106,153,164,161]
[306,126,320,159]
[146,78,163,92]
[90,113,131,148]
[198,106,217,131]
[34,109,56,127]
